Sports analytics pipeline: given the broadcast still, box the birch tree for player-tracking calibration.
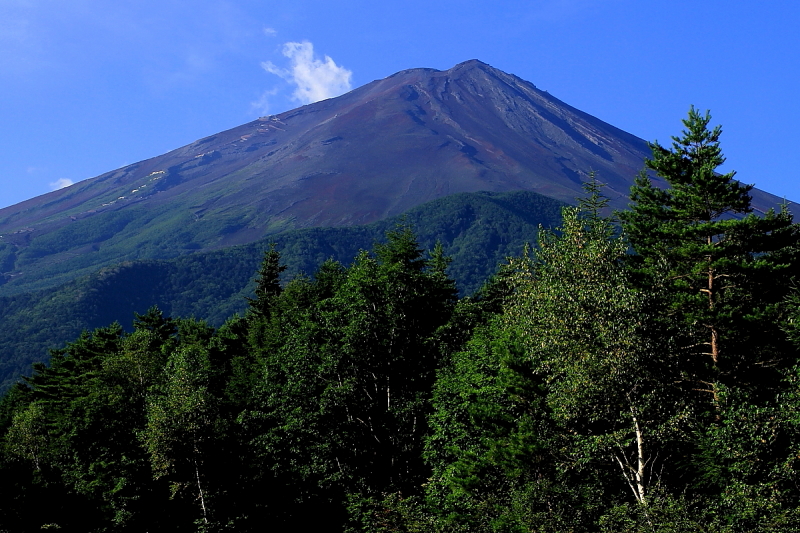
[505,186,682,508]
[424,183,686,530]
[143,345,223,526]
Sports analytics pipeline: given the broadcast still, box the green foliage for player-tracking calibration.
[1,111,799,531]
[686,376,800,530]
[246,242,286,318]
[0,242,17,275]
[0,190,564,393]
[619,107,800,392]
[144,345,221,524]
[421,183,684,530]
[239,226,459,531]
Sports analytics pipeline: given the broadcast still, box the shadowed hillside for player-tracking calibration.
[0,189,564,391]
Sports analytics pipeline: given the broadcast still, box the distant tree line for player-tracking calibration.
[1,108,800,531]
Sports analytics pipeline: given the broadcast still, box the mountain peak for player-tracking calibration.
[0,61,784,296]
[448,58,492,71]
[386,59,491,78]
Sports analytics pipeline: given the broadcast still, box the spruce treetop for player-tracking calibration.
[619,107,798,387]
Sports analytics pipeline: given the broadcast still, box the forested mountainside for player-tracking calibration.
[0,190,564,392]
[2,111,800,531]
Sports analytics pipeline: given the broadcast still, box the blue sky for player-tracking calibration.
[1,0,798,209]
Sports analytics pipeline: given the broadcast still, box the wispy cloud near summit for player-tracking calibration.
[262,41,352,105]
[49,178,73,191]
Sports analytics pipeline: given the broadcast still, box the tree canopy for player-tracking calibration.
[1,109,799,532]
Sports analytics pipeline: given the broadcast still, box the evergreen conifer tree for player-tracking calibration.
[247,243,286,318]
[619,107,799,395]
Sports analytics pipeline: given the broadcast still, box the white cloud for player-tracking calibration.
[251,87,279,115]
[262,41,352,105]
[263,27,277,37]
[49,178,73,190]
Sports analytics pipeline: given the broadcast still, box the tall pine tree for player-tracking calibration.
[619,107,799,396]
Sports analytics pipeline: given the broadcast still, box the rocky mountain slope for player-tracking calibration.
[0,59,785,296]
